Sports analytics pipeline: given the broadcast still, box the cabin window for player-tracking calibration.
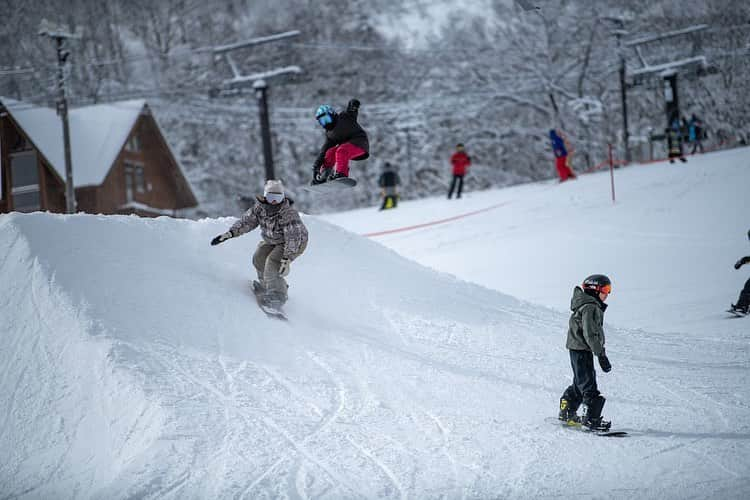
[10,151,40,212]
[124,162,145,201]
[125,133,140,152]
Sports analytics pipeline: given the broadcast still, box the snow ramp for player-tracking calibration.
[1,212,748,499]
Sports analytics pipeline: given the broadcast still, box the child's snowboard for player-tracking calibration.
[726,308,748,318]
[303,176,357,194]
[547,417,628,437]
[252,281,287,321]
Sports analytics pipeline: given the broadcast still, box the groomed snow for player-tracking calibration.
[1,147,749,499]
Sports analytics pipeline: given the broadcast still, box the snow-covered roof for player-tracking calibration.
[0,97,146,187]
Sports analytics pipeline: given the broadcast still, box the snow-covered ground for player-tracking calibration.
[1,148,749,499]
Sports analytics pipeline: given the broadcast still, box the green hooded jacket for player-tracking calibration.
[566,286,607,356]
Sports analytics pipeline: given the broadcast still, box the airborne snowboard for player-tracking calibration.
[548,417,628,437]
[252,281,288,321]
[303,176,357,194]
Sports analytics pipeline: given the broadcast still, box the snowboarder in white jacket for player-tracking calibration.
[210,179,308,308]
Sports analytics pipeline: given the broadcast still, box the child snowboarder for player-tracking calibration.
[311,99,370,185]
[378,162,401,210]
[210,179,308,310]
[558,274,614,431]
[549,129,576,182]
[729,229,750,316]
[447,143,471,199]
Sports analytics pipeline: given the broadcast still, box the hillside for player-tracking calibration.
[1,147,749,498]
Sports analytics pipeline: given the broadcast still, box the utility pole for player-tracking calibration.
[617,36,631,164]
[39,20,82,213]
[212,30,302,182]
[611,25,631,165]
[254,80,274,181]
[405,127,412,178]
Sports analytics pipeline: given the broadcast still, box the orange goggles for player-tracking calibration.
[599,284,612,294]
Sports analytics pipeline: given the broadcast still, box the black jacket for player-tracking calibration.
[312,99,370,172]
[378,170,400,188]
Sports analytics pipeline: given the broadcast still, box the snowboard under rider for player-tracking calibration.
[730,229,750,315]
[559,274,614,431]
[210,179,308,308]
[311,99,370,185]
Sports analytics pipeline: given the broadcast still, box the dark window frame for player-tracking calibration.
[124,161,146,201]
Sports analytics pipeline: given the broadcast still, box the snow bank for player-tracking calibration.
[0,215,163,498]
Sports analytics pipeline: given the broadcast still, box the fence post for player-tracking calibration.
[609,143,616,204]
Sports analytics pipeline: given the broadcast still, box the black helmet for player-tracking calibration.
[582,274,612,294]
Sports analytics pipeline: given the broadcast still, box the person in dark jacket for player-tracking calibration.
[730,229,750,315]
[311,99,370,185]
[447,143,471,199]
[688,114,706,154]
[549,129,576,182]
[378,162,401,210]
[667,115,688,163]
[558,274,614,431]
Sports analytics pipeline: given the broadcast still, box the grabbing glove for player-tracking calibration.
[735,257,749,270]
[598,351,612,373]
[347,98,360,114]
[210,231,233,246]
[278,258,291,277]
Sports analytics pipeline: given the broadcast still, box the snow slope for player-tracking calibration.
[1,149,749,499]
[326,147,750,337]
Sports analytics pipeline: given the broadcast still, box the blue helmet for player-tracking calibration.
[315,104,335,127]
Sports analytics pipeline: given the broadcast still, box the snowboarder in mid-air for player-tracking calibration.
[558,274,614,431]
[310,99,370,186]
[729,229,750,316]
[210,180,308,314]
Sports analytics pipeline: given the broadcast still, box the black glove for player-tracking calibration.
[347,98,360,113]
[211,231,232,246]
[736,260,743,270]
[598,352,612,373]
[735,257,749,270]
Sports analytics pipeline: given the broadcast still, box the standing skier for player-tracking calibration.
[210,179,308,310]
[549,129,576,182]
[378,161,401,210]
[558,274,614,431]
[730,230,750,315]
[311,99,370,185]
[447,143,471,199]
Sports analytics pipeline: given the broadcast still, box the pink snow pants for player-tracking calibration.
[321,143,367,176]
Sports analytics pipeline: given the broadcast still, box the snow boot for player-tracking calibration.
[312,168,332,185]
[730,303,748,315]
[262,290,286,311]
[580,396,610,431]
[558,397,579,423]
[327,170,348,182]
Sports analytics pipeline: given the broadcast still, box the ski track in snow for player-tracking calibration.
[2,149,750,498]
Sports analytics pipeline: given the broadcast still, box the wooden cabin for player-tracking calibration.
[0,97,197,217]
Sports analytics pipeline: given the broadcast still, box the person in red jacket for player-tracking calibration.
[448,143,471,199]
